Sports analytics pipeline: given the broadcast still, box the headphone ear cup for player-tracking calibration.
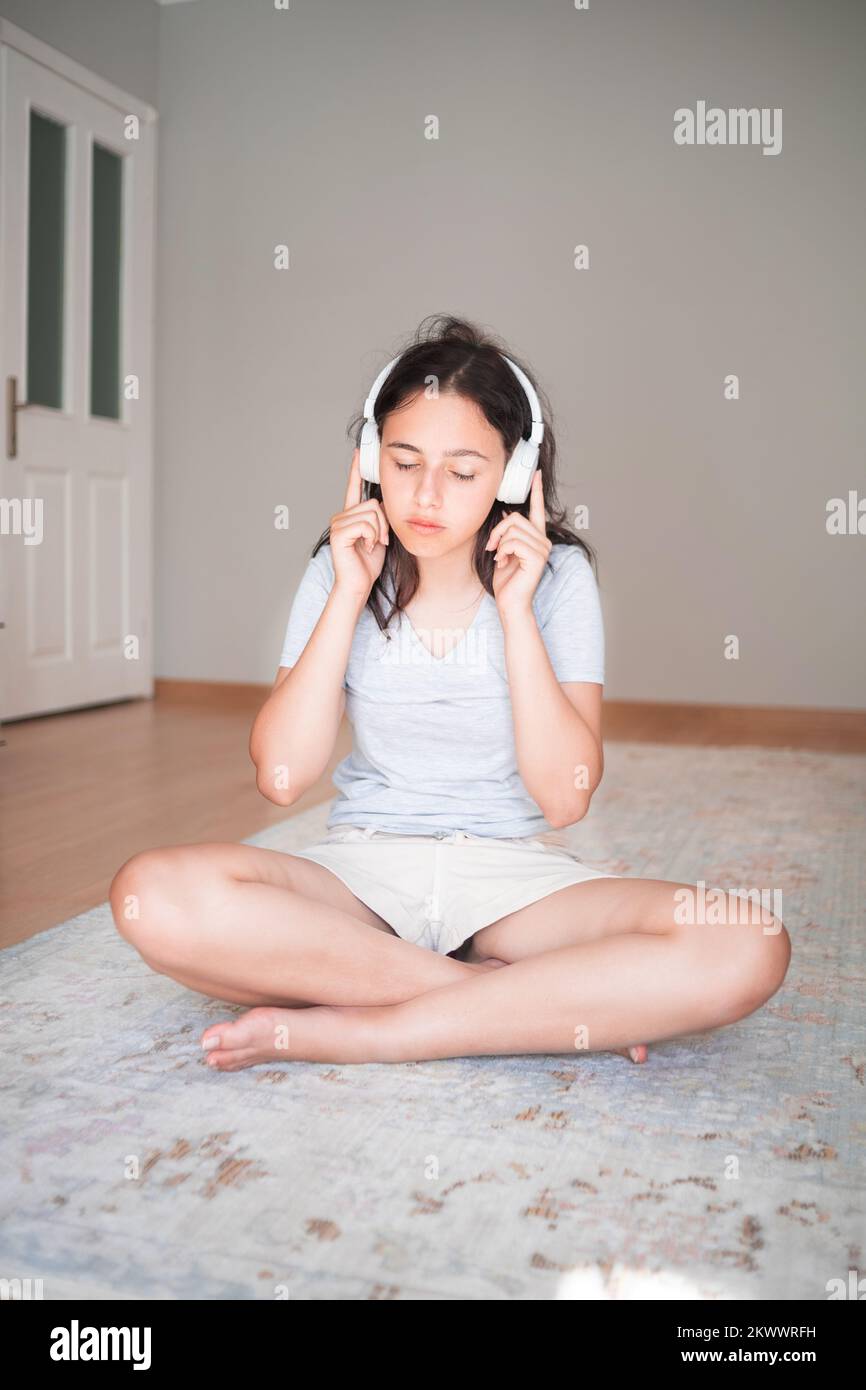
[496,439,539,504]
[358,418,381,484]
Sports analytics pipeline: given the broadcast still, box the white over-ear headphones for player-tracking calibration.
[358,351,544,505]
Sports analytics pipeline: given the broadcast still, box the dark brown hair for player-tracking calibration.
[311,313,597,636]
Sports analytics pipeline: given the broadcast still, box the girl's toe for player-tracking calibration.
[206,1047,257,1071]
[202,1018,241,1051]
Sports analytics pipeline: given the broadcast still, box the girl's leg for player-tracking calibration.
[381,878,791,1060]
[201,877,791,1068]
[109,841,487,1009]
[461,874,740,962]
[139,962,307,1008]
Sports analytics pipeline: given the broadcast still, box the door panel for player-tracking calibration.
[0,27,156,720]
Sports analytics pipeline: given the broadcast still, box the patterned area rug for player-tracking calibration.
[1,742,864,1301]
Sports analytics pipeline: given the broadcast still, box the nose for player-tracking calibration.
[413,466,444,508]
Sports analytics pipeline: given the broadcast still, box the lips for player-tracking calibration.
[407,518,444,532]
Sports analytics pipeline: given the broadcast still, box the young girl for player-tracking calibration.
[110,315,791,1070]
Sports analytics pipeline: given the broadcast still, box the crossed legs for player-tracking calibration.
[109,841,792,1068]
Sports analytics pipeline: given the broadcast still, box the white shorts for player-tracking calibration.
[292,825,622,957]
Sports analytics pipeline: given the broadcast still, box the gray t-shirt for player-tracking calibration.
[278,540,605,839]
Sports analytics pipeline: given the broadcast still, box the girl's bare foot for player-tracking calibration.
[201,1004,380,1070]
[200,961,509,1070]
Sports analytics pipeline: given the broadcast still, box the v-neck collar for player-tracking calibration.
[401,591,491,663]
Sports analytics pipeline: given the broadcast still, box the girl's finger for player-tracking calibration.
[485,510,536,548]
[494,536,545,567]
[527,470,546,532]
[506,507,546,541]
[344,448,363,512]
[485,511,518,548]
[491,520,548,558]
[374,499,390,546]
[331,513,380,549]
[334,499,389,546]
[486,518,512,549]
[361,497,389,546]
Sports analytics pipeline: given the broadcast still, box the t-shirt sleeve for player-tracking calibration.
[278,544,336,668]
[537,545,605,683]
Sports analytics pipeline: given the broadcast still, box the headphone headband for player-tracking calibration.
[358,347,544,504]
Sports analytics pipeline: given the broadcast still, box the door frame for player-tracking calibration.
[0,18,158,721]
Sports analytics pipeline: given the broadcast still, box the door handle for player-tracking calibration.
[6,376,35,459]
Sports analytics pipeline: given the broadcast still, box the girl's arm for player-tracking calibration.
[251,450,388,806]
[249,583,366,805]
[502,606,603,828]
[487,476,604,829]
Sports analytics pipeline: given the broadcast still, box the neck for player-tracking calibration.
[413,534,480,600]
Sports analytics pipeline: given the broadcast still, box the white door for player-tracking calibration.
[0,20,156,721]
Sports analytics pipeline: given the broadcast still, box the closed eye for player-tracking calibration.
[394,461,475,482]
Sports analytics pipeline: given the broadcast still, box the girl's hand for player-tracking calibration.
[486,471,552,618]
[329,448,390,600]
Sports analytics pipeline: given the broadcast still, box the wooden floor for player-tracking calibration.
[0,688,352,951]
[2,686,863,950]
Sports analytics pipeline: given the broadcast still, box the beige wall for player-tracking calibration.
[13,0,866,707]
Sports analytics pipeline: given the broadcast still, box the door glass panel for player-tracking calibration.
[90,142,123,420]
[27,110,66,409]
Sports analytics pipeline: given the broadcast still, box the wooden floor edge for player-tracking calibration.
[150,679,866,751]
[153,678,269,709]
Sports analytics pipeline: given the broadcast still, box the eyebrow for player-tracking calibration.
[384,440,491,463]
